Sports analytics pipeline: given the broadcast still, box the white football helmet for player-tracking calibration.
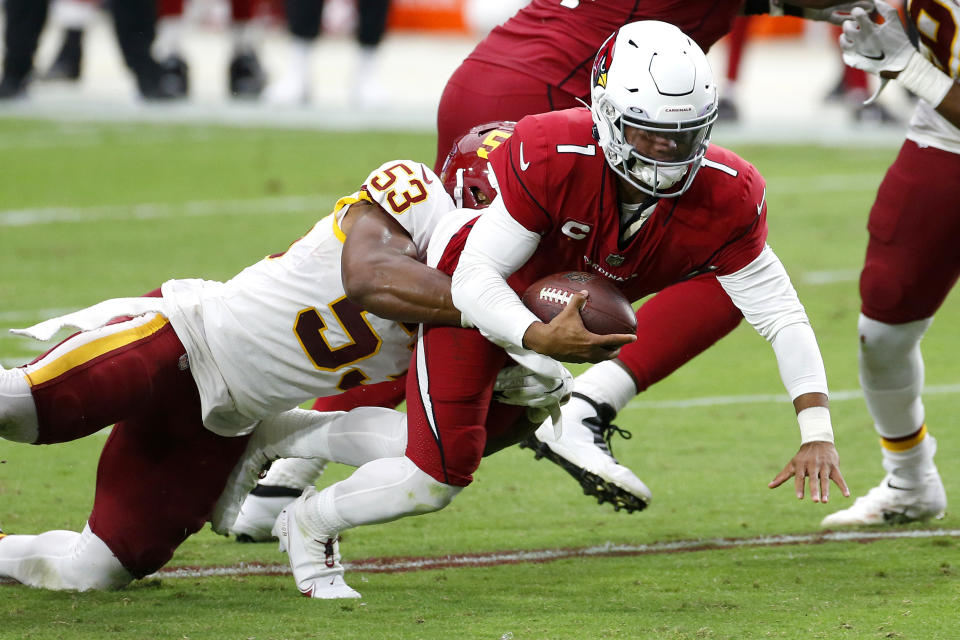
[590,21,718,198]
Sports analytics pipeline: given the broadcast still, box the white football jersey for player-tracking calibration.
[162,160,455,436]
[906,0,960,154]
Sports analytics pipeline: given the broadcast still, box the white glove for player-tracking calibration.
[839,2,914,75]
[799,1,877,25]
[493,364,573,409]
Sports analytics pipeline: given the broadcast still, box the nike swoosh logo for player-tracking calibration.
[756,187,766,216]
[886,480,912,491]
[420,165,434,184]
[862,51,885,61]
[519,142,531,171]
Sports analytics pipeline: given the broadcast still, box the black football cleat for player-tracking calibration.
[520,393,651,513]
[228,52,266,99]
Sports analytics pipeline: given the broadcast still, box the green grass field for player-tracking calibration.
[0,119,958,640]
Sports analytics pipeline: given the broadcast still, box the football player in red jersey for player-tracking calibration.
[818,1,960,526]
[227,0,875,531]
[431,0,876,513]
[272,22,849,599]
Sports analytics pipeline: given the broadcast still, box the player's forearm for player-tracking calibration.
[450,202,541,347]
[935,83,960,129]
[345,261,460,326]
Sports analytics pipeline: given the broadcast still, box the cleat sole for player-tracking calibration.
[520,437,648,513]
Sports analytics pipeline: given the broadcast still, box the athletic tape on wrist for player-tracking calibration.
[797,406,834,444]
[898,51,955,107]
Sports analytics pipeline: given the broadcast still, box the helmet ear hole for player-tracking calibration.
[440,121,516,210]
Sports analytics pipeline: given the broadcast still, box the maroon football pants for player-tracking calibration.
[860,140,960,324]
[25,314,249,577]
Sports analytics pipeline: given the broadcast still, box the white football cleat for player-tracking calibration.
[232,485,302,543]
[263,70,310,105]
[821,470,946,527]
[521,393,651,512]
[273,487,360,599]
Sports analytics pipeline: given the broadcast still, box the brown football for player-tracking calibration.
[521,271,637,335]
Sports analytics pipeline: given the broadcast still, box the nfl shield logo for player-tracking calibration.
[606,254,625,267]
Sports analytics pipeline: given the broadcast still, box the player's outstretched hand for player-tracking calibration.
[522,291,636,363]
[768,441,850,503]
[839,1,915,77]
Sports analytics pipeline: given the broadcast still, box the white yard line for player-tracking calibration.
[0,195,335,227]
[145,528,960,580]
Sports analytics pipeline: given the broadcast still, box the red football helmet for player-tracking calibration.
[439,121,516,209]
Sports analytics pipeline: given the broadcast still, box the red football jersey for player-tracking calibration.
[487,108,769,303]
[466,0,744,99]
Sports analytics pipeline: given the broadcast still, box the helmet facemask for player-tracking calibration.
[590,21,719,199]
[595,94,717,197]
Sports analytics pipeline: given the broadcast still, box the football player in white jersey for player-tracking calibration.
[820,0,959,526]
[0,123,577,592]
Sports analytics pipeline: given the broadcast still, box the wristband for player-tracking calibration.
[898,51,955,107]
[797,406,834,444]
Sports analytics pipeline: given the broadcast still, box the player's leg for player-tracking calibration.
[232,377,406,541]
[0,318,248,587]
[0,524,132,591]
[528,273,741,510]
[264,0,323,104]
[434,60,580,170]
[221,405,407,539]
[1,313,173,445]
[274,325,503,598]
[350,0,390,108]
[718,15,750,122]
[0,0,49,98]
[823,141,959,526]
[227,0,266,98]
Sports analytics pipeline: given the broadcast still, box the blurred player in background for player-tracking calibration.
[269,21,849,600]
[718,14,898,123]
[820,0,959,527]
[150,0,268,98]
[37,0,267,98]
[265,0,391,106]
[0,0,179,99]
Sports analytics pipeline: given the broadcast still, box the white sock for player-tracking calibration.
[858,315,931,439]
[253,407,407,469]
[882,433,937,483]
[0,523,132,591]
[231,19,263,56]
[153,17,185,61]
[572,360,638,413]
[301,457,460,537]
[354,45,378,81]
[50,0,97,29]
[285,37,312,80]
[0,366,38,444]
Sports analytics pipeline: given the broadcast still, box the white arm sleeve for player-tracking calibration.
[717,245,828,400]
[450,198,543,348]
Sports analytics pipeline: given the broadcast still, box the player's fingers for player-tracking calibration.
[854,5,875,29]
[570,291,589,310]
[794,471,806,500]
[597,332,637,347]
[831,467,851,497]
[768,465,792,489]
[819,470,831,503]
